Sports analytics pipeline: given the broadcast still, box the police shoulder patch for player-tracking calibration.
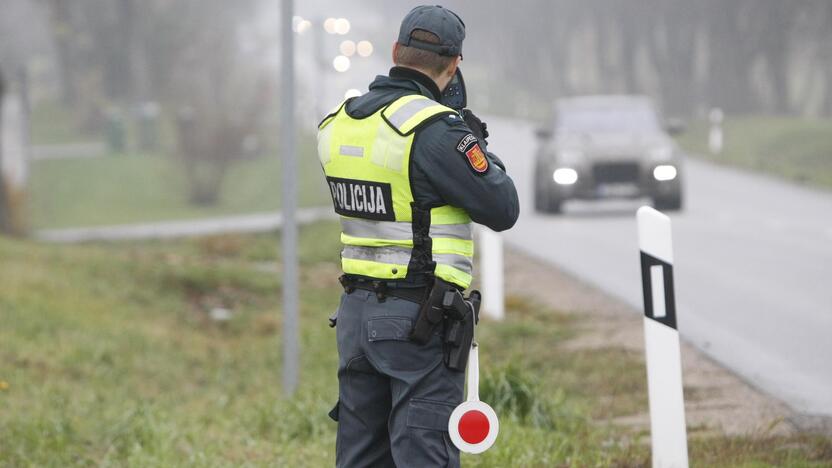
[456,133,488,174]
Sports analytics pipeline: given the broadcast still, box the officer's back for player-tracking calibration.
[318,5,518,467]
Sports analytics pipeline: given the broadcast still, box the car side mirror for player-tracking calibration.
[535,127,553,140]
[665,118,686,136]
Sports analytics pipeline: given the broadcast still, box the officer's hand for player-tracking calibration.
[462,109,489,142]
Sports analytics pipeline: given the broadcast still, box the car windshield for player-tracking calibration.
[556,104,660,133]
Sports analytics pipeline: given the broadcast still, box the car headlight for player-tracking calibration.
[553,168,578,185]
[653,165,677,181]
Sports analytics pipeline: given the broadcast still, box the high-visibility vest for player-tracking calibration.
[317,94,474,289]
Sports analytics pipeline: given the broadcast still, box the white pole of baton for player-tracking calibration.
[636,206,689,468]
[467,342,480,402]
[479,226,504,320]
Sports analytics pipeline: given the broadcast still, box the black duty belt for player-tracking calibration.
[339,275,427,304]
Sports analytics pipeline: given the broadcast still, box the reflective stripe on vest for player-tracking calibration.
[341,218,473,242]
[342,245,473,277]
[319,94,474,288]
[382,94,455,134]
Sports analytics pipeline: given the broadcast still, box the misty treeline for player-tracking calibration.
[0,0,273,206]
[433,0,832,118]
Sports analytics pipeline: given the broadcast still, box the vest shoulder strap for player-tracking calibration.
[381,94,457,135]
[318,99,349,130]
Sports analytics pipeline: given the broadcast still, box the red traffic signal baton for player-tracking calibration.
[448,342,499,454]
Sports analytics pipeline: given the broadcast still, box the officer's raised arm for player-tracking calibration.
[412,119,520,232]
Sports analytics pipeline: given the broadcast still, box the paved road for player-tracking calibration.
[487,116,832,417]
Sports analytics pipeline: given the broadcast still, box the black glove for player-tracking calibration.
[462,109,489,142]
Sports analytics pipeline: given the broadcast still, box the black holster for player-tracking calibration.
[409,279,455,345]
[409,278,481,372]
[443,290,480,372]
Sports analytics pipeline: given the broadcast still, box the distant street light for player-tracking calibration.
[292,16,311,34]
[334,18,351,35]
[357,40,374,57]
[345,88,362,99]
[340,40,356,57]
[323,17,337,34]
[333,55,351,72]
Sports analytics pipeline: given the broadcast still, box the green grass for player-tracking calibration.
[27,100,330,230]
[1,224,831,466]
[29,148,330,230]
[677,116,832,190]
[29,101,92,146]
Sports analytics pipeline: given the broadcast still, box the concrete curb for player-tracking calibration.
[34,206,336,243]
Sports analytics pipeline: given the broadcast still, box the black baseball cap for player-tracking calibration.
[397,5,466,57]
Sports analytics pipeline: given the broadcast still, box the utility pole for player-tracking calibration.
[280,0,299,396]
[312,16,327,119]
[0,67,6,234]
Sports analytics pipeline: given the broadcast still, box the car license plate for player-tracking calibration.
[598,184,638,197]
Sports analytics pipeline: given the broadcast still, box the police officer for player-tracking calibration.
[319,5,519,467]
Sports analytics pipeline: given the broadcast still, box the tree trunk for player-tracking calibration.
[48,0,76,106]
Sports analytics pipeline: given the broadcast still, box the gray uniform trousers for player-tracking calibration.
[331,289,465,467]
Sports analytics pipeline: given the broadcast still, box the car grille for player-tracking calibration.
[592,162,640,183]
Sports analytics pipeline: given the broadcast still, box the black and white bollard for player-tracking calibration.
[479,227,505,321]
[708,107,723,156]
[637,206,689,468]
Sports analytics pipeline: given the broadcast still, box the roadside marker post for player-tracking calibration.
[708,107,723,156]
[637,206,689,468]
[479,227,505,320]
[448,343,499,454]
[279,0,299,396]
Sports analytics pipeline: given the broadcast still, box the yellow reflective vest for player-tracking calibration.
[317,94,474,289]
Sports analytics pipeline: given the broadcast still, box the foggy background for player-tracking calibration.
[2,2,832,464]
[5,1,832,118]
[2,1,830,232]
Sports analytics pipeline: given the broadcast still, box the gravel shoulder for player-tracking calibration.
[501,246,801,438]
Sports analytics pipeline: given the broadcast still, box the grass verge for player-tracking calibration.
[27,100,329,230]
[1,223,830,466]
[677,116,832,190]
[28,146,329,230]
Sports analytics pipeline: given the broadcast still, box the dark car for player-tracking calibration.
[533,95,684,213]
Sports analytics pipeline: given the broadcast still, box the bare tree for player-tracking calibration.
[0,66,27,236]
[37,0,271,205]
[432,0,832,117]
[166,0,271,205]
